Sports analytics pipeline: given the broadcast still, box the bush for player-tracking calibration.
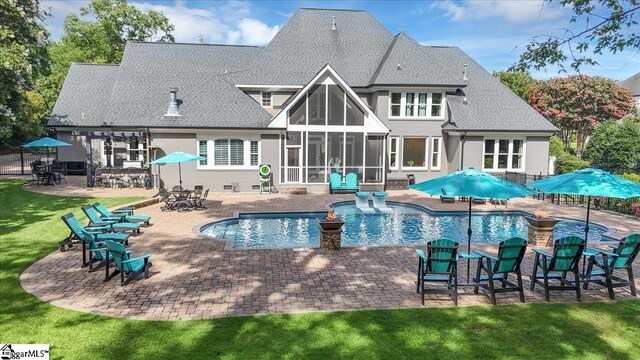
[622,173,640,183]
[548,136,564,158]
[555,154,589,174]
[583,120,640,174]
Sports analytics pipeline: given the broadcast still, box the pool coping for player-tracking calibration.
[192,200,618,251]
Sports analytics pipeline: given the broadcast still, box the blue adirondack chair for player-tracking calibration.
[416,238,459,305]
[473,237,528,304]
[583,233,639,299]
[104,240,152,285]
[530,236,585,302]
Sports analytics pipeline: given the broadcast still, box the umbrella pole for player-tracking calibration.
[179,162,183,187]
[582,195,591,276]
[467,198,472,282]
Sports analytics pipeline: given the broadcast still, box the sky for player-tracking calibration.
[41,0,640,81]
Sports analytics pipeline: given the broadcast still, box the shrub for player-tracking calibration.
[583,120,640,174]
[622,173,640,183]
[555,154,589,174]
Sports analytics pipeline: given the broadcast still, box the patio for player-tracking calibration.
[19,185,640,320]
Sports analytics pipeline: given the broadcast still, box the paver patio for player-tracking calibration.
[20,184,640,320]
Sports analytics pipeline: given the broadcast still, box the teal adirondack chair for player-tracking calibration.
[104,240,152,285]
[473,237,528,304]
[329,173,342,194]
[530,236,585,302]
[81,205,141,234]
[583,233,639,299]
[93,202,151,225]
[416,239,459,305]
[61,213,130,267]
[344,173,359,191]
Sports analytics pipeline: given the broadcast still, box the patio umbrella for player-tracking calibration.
[410,168,536,281]
[22,136,72,160]
[147,151,205,187]
[527,167,640,244]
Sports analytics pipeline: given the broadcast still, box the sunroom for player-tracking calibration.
[269,65,389,186]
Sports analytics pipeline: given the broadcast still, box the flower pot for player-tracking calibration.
[319,220,344,231]
[525,217,560,228]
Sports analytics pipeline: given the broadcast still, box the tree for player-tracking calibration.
[583,120,640,174]
[0,0,50,147]
[528,74,635,156]
[493,71,537,101]
[513,0,640,72]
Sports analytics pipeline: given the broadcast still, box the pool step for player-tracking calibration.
[280,186,308,195]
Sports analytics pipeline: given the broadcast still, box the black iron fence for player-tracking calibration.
[0,148,54,175]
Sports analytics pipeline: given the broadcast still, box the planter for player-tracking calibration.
[318,220,344,231]
[525,217,560,228]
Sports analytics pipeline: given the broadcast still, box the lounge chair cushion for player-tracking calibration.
[355,192,370,197]
[373,192,387,197]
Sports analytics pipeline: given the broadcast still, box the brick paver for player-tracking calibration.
[19,189,640,320]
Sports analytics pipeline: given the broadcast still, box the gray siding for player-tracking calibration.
[56,131,101,164]
[460,136,484,170]
[525,135,550,175]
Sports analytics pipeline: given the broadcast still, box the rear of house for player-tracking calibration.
[49,8,557,192]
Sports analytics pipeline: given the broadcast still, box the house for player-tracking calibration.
[49,8,557,192]
[620,72,640,109]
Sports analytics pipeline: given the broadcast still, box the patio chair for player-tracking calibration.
[159,188,177,211]
[440,189,455,203]
[355,192,375,214]
[472,198,488,205]
[92,202,150,225]
[61,213,129,266]
[530,236,585,302]
[104,240,152,285]
[81,205,141,234]
[372,192,393,213]
[192,189,208,209]
[583,233,639,299]
[172,185,183,192]
[416,239,459,305]
[473,237,528,304]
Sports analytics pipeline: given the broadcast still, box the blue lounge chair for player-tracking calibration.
[79,227,133,272]
[104,240,152,285]
[473,237,528,304]
[81,205,141,234]
[355,192,375,214]
[530,236,585,301]
[583,233,639,299]
[61,213,130,267]
[93,202,150,225]
[372,192,393,213]
[416,239,459,305]
[440,189,455,203]
[329,173,359,193]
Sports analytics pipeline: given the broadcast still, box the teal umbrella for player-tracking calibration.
[22,136,72,160]
[148,151,206,187]
[527,168,640,242]
[410,168,536,281]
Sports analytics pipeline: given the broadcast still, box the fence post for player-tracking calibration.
[20,147,25,175]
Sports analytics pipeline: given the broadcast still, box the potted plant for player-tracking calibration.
[318,209,344,231]
[525,209,560,228]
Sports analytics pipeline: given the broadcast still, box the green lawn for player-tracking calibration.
[1,179,639,359]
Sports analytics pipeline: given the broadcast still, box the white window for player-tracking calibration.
[250,140,259,166]
[389,137,399,170]
[483,138,525,171]
[261,92,272,107]
[197,139,259,169]
[198,140,208,166]
[389,92,446,119]
[431,137,441,170]
[402,137,427,169]
[126,138,147,163]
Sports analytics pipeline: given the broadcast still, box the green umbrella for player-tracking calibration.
[410,168,536,281]
[22,136,72,160]
[527,167,640,243]
[148,151,206,187]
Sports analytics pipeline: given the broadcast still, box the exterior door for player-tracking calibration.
[286,147,301,183]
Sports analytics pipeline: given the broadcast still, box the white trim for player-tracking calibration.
[431,136,442,170]
[260,91,273,108]
[388,136,399,171]
[268,64,389,134]
[196,138,260,170]
[236,85,304,89]
[388,91,446,120]
[482,137,527,172]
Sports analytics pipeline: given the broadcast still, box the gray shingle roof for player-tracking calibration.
[371,33,464,86]
[233,8,395,87]
[49,64,118,127]
[620,72,640,96]
[425,46,558,132]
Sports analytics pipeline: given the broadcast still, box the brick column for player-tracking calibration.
[319,227,342,250]
[527,224,554,247]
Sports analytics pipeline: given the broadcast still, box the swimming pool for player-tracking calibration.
[199,202,610,249]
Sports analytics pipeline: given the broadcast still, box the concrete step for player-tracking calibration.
[280,186,308,195]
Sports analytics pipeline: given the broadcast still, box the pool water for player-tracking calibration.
[200,202,609,249]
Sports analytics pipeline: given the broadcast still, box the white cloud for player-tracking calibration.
[431,0,564,23]
[44,0,280,46]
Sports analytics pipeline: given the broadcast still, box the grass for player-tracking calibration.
[1,178,639,359]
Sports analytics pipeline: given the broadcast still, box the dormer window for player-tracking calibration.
[261,91,272,107]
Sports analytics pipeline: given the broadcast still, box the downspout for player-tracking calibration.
[459,132,466,170]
